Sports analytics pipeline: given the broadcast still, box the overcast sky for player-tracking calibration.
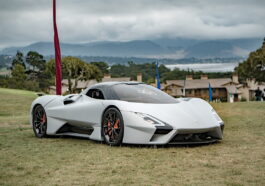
[0,0,264,49]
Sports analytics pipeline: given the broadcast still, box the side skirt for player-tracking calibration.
[56,123,94,135]
[55,132,90,139]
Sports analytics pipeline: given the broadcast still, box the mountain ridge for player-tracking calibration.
[0,38,263,59]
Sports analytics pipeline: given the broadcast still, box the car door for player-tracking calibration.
[48,89,106,128]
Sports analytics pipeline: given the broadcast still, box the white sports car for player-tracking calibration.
[30,82,224,146]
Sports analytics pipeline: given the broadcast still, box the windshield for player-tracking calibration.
[111,84,178,104]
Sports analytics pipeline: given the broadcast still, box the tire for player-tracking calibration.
[101,107,124,146]
[32,105,47,138]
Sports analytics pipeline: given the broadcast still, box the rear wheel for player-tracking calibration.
[32,105,47,138]
[102,108,124,146]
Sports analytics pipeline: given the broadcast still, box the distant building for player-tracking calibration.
[163,75,265,102]
[48,72,265,102]
[0,70,11,77]
[243,79,265,101]
[48,74,132,94]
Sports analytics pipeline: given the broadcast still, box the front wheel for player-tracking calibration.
[32,105,47,138]
[101,107,124,146]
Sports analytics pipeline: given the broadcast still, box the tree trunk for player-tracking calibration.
[67,69,72,93]
[73,79,78,93]
[68,78,72,93]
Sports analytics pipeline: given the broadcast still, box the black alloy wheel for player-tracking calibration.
[32,105,47,138]
[102,107,124,146]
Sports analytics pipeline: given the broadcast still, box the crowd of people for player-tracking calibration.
[255,87,265,101]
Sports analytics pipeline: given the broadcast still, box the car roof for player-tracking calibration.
[82,81,144,95]
[90,81,143,88]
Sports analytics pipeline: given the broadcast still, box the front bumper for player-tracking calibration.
[121,111,224,145]
[148,126,223,145]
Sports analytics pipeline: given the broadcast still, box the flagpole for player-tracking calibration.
[209,83,213,102]
[53,0,62,95]
[156,62,161,89]
[183,79,186,97]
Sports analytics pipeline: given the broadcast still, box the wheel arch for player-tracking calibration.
[100,105,121,124]
[32,103,42,114]
[30,103,43,127]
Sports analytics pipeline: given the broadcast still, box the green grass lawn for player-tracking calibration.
[0,88,265,186]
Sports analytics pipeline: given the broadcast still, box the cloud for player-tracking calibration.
[0,0,264,49]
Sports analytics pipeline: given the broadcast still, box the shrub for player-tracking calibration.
[240,97,247,102]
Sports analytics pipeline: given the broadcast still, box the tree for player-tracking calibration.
[90,62,109,74]
[12,51,26,69]
[25,51,47,86]
[26,51,46,71]
[46,56,102,93]
[235,38,265,82]
[110,62,171,82]
[110,64,129,78]
[10,64,27,89]
[11,64,27,81]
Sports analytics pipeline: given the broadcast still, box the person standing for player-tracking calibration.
[254,87,262,101]
[261,88,265,101]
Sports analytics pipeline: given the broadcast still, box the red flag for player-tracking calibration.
[53,0,62,95]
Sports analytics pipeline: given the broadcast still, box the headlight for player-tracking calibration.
[134,112,166,126]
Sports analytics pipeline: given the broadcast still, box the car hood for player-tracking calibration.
[114,99,220,129]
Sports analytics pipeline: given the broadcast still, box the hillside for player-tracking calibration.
[0,38,262,58]
[186,41,234,58]
[0,40,167,57]
[0,88,265,185]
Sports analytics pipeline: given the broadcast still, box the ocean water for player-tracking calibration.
[165,62,240,72]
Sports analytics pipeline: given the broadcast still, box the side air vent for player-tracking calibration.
[154,128,172,134]
[150,125,173,142]
[57,124,94,135]
[154,125,173,134]
[64,99,75,105]
[63,95,82,105]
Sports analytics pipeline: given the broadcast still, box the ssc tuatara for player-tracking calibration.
[30,82,224,146]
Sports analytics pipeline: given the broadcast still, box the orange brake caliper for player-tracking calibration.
[113,119,120,129]
[41,114,46,123]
